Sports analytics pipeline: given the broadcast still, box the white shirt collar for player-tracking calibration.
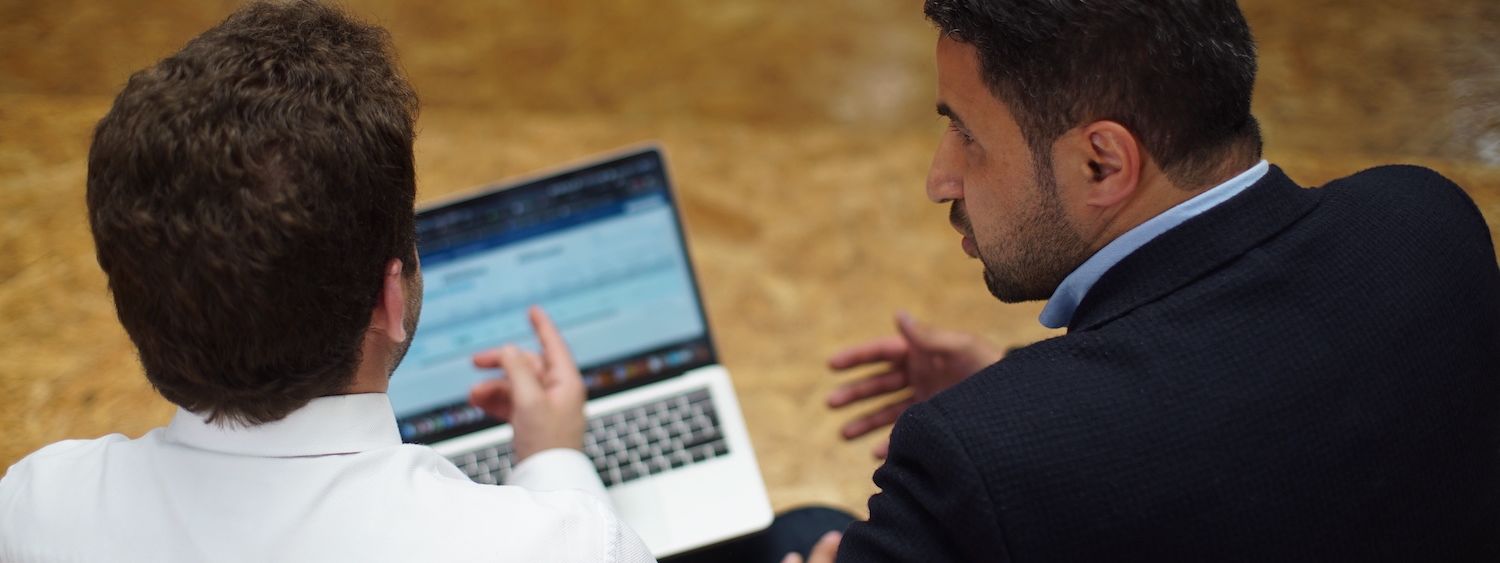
[1039,160,1271,329]
[162,393,401,457]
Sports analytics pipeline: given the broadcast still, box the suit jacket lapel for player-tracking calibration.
[1068,166,1326,332]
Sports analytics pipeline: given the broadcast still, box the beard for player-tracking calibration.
[954,160,1090,304]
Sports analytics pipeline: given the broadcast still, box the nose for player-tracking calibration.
[926,131,964,204]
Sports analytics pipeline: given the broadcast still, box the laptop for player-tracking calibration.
[389,145,773,557]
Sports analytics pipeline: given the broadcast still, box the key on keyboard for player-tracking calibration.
[449,387,730,487]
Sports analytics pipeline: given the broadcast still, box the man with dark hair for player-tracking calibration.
[0,2,652,561]
[823,0,1500,561]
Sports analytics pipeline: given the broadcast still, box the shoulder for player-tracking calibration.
[919,335,1154,480]
[1,434,135,548]
[927,335,1128,429]
[2,434,132,489]
[1323,164,1467,200]
[1318,165,1489,237]
[8,434,131,464]
[1309,164,1496,278]
[865,343,1146,559]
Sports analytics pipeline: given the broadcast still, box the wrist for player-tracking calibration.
[515,441,582,463]
[513,426,585,462]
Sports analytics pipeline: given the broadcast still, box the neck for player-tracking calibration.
[1086,154,1259,254]
[339,334,392,395]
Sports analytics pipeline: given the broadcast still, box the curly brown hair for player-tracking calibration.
[86,0,419,425]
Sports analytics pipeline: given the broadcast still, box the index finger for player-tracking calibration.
[828,335,909,371]
[529,306,575,371]
[474,345,542,400]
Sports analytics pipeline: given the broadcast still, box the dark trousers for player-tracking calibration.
[662,506,856,563]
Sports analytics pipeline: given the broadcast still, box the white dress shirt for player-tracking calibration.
[0,394,655,563]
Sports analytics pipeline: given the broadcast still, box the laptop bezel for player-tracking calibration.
[397,144,723,444]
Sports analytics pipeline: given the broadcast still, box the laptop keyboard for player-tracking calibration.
[449,387,730,487]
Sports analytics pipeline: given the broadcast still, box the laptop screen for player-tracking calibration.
[391,148,717,444]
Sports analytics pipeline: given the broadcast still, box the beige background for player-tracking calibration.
[2,0,1497,516]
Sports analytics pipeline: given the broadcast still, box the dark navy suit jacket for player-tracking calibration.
[840,166,1500,562]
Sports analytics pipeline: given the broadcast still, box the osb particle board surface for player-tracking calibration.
[2,0,1497,517]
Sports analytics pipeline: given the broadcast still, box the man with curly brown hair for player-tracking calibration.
[0,2,653,561]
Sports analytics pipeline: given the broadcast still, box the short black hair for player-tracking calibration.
[925,0,1262,187]
[87,0,419,425]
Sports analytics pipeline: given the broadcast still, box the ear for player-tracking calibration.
[372,258,408,344]
[1077,121,1142,208]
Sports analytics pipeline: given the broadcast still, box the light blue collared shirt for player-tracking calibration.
[1038,160,1271,329]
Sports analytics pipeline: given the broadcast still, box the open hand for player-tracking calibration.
[827,312,1003,458]
[468,306,586,462]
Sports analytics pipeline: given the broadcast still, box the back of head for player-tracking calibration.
[924,0,1262,187]
[87,0,419,425]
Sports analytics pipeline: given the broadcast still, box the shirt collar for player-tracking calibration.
[163,393,402,457]
[1039,160,1271,329]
